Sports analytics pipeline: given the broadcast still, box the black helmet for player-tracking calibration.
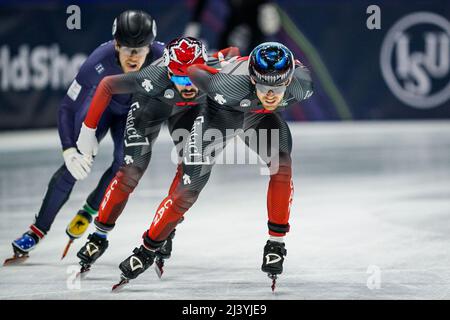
[248,42,295,86]
[112,10,157,47]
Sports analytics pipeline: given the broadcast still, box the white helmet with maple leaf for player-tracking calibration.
[163,37,208,76]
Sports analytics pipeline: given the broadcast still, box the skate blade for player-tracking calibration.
[76,265,91,279]
[61,239,74,260]
[3,254,29,266]
[112,277,129,292]
[154,259,164,279]
[267,274,278,292]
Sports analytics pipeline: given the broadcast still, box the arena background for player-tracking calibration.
[1,0,450,300]
[1,0,449,130]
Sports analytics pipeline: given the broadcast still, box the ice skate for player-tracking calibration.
[62,209,93,259]
[76,232,108,275]
[4,230,42,266]
[154,229,176,278]
[112,245,156,291]
[261,240,287,292]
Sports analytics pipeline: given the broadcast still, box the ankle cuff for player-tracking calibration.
[142,231,165,250]
[94,219,114,233]
[30,225,45,239]
[83,203,98,216]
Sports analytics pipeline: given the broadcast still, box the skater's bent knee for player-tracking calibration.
[269,163,292,181]
[173,190,200,212]
[111,161,122,174]
[117,166,143,193]
[268,153,292,179]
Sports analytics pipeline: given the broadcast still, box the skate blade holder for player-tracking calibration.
[61,239,74,260]
[267,274,278,292]
[3,254,29,266]
[112,276,129,292]
[154,258,165,279]
[76,264,91,279]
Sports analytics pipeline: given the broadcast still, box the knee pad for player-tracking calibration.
[269,153,292,180]
[172,189,200,213]
[116,166,143,193]
[270,164,292,182]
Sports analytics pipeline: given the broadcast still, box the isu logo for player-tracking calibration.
[380,12,450,109]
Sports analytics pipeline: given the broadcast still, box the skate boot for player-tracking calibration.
[66,209,93,239]
[112,245,156,291]
[62,209,93,259]
[4,228,43,265]
[154,229,176,278]
[261,240,287,292]
[76,232,108,274]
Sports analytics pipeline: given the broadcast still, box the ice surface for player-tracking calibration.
[1,121,449,299]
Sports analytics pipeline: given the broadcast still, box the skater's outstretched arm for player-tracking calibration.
[83,64,169,129]
[187,64,219,93]
[78,64,170,157]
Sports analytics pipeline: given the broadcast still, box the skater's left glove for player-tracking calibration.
[77,122,98,158]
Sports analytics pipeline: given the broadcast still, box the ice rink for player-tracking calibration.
[0,121,449,300]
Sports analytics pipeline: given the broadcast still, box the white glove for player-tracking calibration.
[218,54,239,69]
[63,147,92,180]
[77,122,98,157]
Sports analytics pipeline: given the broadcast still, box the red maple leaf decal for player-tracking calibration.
[173,40,198,64]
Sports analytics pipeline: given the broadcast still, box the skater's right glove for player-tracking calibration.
[63,147,92,180]
[77,122,98,158]
[218,54,238,69]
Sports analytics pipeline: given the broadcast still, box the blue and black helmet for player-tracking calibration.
[248,42,295,86]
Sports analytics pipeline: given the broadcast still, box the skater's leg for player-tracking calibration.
[243,112,293,238]
[65,112,116,240]
[8,164,76,258]
[164,108,205,212]
[94,108,164,233]
[85,113,126,212]
[243,113,292,280]
[34,165,77,234]
[165,107,203,196]
[145,108,204,274]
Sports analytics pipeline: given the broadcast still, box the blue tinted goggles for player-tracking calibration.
[171,75,193,86]
[255,83,288,95]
